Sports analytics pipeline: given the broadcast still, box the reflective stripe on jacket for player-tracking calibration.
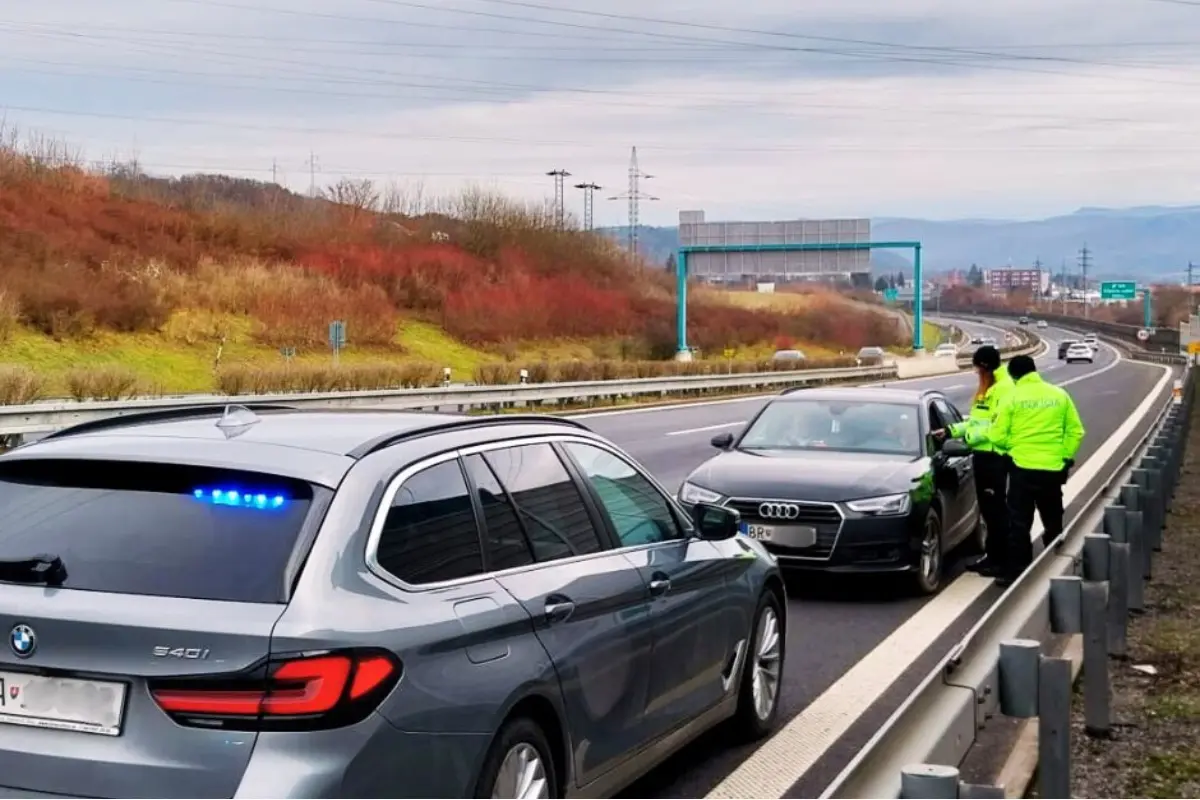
[948,364,1013,454]
[972,372,1085,471]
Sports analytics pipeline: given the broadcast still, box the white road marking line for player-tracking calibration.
[704,347,1173,800]
[665,422,742,436]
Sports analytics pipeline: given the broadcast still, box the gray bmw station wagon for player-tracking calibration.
[0,405,786,798]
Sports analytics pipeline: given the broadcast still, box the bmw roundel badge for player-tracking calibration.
[9,624,36,658]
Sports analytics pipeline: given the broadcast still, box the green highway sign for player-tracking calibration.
[1100,281,1137,300]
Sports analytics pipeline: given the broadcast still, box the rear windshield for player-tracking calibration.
[0,459,316,604]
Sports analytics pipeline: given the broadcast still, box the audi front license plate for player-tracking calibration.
[0,671,126,736]
[739,523,817,548]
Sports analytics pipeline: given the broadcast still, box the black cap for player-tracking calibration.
[1008,354,1037,380]
[972,345,1001,371]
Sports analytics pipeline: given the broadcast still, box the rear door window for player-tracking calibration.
[0,459,318,604]
[482,444,606,562]
[376,459,485,585]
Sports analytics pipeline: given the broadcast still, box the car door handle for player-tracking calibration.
[648,573,671,596]
[544,596,575,624]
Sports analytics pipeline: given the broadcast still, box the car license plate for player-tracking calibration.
[0,671,126,736]
[739,524,818,548]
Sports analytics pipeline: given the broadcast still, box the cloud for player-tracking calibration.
[2,0,1200,225]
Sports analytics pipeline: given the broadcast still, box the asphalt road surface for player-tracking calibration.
[569,323,1167,798]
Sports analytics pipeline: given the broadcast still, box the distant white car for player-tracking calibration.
[1083,333,1098,345]
[1037,320,1048,329]
[1065,343,1094,364]
[934,343,957,358]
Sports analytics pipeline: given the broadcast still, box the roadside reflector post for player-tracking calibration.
[900,764,959,798]
[1049,576,1082,634]
[1125,510,1146,613]
[998,639,1040,718]
[1081,580,1111,738]
[1082,533,1111,582]
[1038,656,1073,800]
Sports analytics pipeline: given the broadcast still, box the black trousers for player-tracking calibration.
[1005,465,1066,577]
[972,451,1009,564]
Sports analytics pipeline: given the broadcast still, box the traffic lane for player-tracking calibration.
[619,353,1157,799]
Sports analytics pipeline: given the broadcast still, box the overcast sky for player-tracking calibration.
[3,0,1200,226]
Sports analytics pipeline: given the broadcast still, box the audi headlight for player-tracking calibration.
[679,481,723,506]
[845,493,911,516]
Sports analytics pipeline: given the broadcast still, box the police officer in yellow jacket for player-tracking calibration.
[940,345,1012,576]
[969,354,1084,585]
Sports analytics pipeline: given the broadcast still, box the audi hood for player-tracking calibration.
[681,448,928,504]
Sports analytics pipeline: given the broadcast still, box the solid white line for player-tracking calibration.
[665,422,741,436]
[704,348,1173,800]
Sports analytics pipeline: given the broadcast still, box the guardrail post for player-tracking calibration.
[999,639,1040,718]
[1102,506,1131,656]
[1039,656,1073,800]
[1144,456,1166,552]
[900,764,959,798]
[1049,576,1082,634]
[1082,533,1110,581]
[1081,580,1111,738]
[1132,468,1159,554]
[1125,509,1146,613]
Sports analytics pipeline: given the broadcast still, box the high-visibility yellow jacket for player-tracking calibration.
[971,371,1085,471]
[949,363,1013,454]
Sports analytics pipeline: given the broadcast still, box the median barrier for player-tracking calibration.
[821,359,1189,799]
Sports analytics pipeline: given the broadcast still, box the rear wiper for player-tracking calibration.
[0,553,67,586]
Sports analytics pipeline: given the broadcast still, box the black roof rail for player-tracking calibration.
[347,413,592,459]
[40,403,300,442]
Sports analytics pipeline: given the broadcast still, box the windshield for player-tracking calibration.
[739,399,922,455]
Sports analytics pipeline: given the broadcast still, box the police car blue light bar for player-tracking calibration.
[193,488,287,509]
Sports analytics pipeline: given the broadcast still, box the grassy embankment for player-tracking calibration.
[0,130,909,402]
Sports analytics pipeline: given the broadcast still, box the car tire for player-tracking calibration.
[912,506,944,596]
[474,716,559,799]
[729,589,785,742]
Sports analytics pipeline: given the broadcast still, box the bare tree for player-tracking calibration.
[323,177,379,212]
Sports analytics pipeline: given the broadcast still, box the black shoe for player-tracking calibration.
[965,558,1001,577]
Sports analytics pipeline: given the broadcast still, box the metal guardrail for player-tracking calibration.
[0,330,1041,439]
[821,360,1187,799]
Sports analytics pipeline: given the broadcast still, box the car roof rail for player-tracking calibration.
[40,402,300,442]
[347,413,592,459]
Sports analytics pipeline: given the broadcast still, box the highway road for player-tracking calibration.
[566,322,1168,798]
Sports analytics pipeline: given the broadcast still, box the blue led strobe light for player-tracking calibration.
[193,488,287,509]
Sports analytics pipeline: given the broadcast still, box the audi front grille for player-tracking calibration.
[726,498,843,559]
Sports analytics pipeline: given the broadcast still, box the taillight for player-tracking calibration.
[149,649,401,731]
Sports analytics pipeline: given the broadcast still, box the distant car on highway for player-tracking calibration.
[1065,342,1095,364]
[934,343,957,358]
[1037,320,1048,329]
[0,406,787,798]
[1058,339,1077,359]
[969,335,984,345]
[1083,332,1098,345]
[855,345,887,366]
[980,336,998,347]
[772,349,806,362]
[1018,316,1030,325]
[678,387,985,595]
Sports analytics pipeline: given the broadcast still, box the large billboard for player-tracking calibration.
[678,210,871,281]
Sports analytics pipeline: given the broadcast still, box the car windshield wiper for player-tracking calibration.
[0,553,67,585]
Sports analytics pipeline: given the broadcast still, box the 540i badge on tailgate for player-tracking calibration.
[152,646,211,659]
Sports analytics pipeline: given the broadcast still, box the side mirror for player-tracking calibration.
[942,439,970,457]
[692,503,740,541]
[711,432,734,449]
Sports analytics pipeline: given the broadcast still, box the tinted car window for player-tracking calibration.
[463,454,535,571]
[0,459,315,604]
[564,442,681,546]
[377,459,485,585]
[484,444,605,561]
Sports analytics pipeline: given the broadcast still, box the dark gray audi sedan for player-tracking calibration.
[0,405,786,798]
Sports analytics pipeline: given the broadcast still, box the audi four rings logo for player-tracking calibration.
[758,502,801,520]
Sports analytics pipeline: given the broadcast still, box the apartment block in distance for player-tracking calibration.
[985,267,1049,294]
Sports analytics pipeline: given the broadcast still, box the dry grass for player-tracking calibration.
[215,361,444,395]
[0,365,45,405]
[63,366,143,401]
